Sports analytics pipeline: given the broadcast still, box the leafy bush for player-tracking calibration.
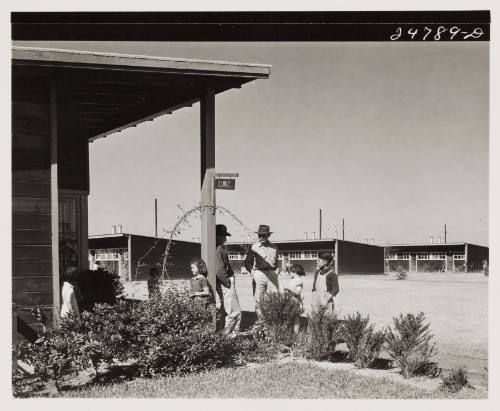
[396,265,407,280]
[385,312,438,378]
[294,305,342,361]
[440,366,469,392]
[14,288,240,394]
[341,312,385,368]
[14,313,90,394]
[249,319,272,343]
[78,301,138,368]
[132,288,235,376]
[259,291,303,346]
[77,268,124,311]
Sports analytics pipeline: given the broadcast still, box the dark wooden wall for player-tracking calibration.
[466,244,489,271]
[58,100,89,191]
[337,240,384,274]
[129,236,201,280]
[12,77,53,337]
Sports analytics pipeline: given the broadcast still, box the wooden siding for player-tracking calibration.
[13,261,52,277]
[337,240,384,275]
[466,243,489,271]
[129,236,201,280]
[12,84,54,338]
[58,127,89,191]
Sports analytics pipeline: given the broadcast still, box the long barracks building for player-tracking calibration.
[384,242,489,272]
[226,238,385,275]
[88,233,200,281]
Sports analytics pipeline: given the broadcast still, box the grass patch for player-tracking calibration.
[66,361,484,399]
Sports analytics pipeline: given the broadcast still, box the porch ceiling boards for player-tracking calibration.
[12,47,271,141]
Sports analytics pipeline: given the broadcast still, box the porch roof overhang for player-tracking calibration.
[12,46,271,140]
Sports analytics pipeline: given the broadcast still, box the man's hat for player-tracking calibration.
[255,225,273,236]
[216,224,231,237]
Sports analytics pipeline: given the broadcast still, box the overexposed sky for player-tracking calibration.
[14,41,490,246]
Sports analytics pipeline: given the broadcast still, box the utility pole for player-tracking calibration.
[319,209,322,239]
[444,224,447,243]
[342,219,345,240]
[154,198,158,237]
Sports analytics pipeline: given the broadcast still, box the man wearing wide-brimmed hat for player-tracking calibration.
[244,224,280,318]
[215,224,241,335]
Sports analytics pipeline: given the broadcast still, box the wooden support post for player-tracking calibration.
[155,198,158,237]
[127,234,132,281]
[464,243,469,272]
[334,239,339,274]
[80,195,89,272]
[118,250,125,282]
[200,89,217,329]
[12,303,18,371]
[50,79,61,326]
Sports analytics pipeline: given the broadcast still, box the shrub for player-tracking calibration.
[440,366,469,392]
[14,313,90,394]
[131,288,236,376]
[250,319,272,343]
[396,265,407,280]
[77,268,124,311]
[385,312,438,378]
[77,301,138,368]
[295,305,342,361]
[259,291,303,346]
[341,312,385,368]
[14,288,240,393]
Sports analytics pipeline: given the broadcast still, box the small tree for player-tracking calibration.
[385,312,438,378]
[296,305,342,361]
[259,291,303,346]
[342,312,385,368]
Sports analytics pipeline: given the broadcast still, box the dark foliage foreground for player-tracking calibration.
[440,367,470,392]
[13,284,443,397]
[77,268,124,312]
[13,287,235,397]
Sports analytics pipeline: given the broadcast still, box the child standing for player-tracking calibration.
[189,257,210,299]
[285,263,305,334]
[60,266,81,319]
[312,252,339,313]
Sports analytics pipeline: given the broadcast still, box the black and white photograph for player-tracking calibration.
[6,4,498,405]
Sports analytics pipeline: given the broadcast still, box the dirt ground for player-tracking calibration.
[124,271,488,380]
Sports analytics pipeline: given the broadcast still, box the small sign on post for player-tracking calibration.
[212,173,239,215]
[215,178,236,190]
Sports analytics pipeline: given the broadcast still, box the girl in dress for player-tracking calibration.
[60,266,81,319]
[285,263,305,333]
[189,257,210,299]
